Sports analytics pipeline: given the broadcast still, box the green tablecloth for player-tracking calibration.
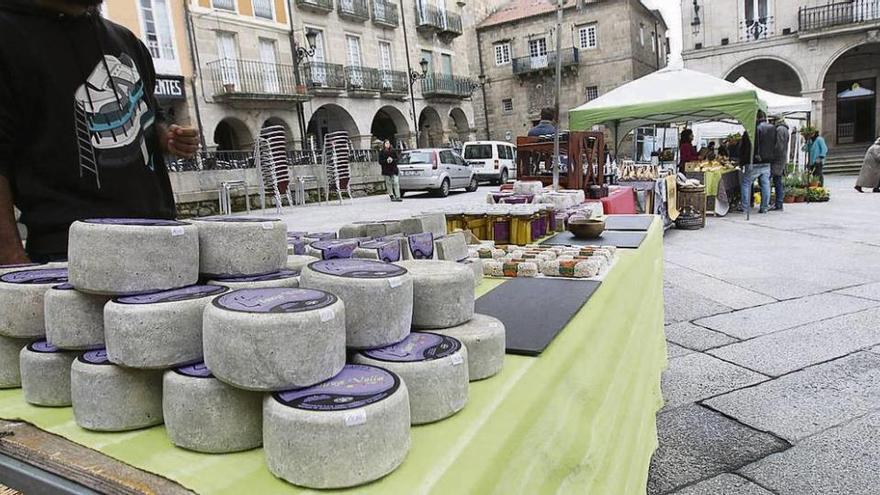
[0,220,666,494]
[702,168,738,197]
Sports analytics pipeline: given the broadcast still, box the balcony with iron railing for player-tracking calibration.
[420,73,475,99]
[379,70,409,96]
[345,66,382,95]
[416,4,443,32]
[439,10,463,37]
[799,0,880,32]
[295,0,333,14]
[740,16,774,41]
[207,58,310,103]
[511,48,579,76]
[372,0,399,28]
[337,0,369,22]
[302,62,347,93]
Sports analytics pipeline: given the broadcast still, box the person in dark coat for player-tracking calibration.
[378,139,401,202]
[771,119,790,210]
[528,107,557,137]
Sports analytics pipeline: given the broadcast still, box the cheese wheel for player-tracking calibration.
[354,332,468,424]
[189,216,287,277]
[403,232,435,260]
[0,335,28,388]
[203,288,346,391]
[338,223,367,239]
[208,269,300,290]
[433,314,506,380]
[264,364,410,489]
[0,262,45,276]
[70,349,164,432]
[286,254,319,271]
[163,362,262,453]
[306,239,360,260]
[300,259,412,349]
[0,267,68,338]
[394,261,474,329]
[104,285,228,369]
[362,220,401,238]
[20,340,76,406]
[400,214,447,236]
[68,219,199,295]
[287,237,307,256]
[44,283,110,350]
[435,232,469,262]
[353,239,403,263]
[459,259,484,286]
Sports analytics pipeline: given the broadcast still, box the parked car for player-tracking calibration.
[398,148,478,197]
[461,141,517,185]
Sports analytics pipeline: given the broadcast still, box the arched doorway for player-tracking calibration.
[261,117,293,146]
[213,118,251,150]
[418,107,443,148]
[306,104,360,150]
[448,108,471,146]
[370,106,412,149]
[725,59,803,97]
[821,43,880,146]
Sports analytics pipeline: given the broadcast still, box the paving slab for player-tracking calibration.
[671,473,774,495]
[665,321,738,351]
[647,404,789,495]
[666,342,694,359]
[662,353,767,410]
[664,263,776,310]
[834,281,880,301]
[740,410,880,495]
[693,292,878,340]
[704,352,880,442]
[664,284,732,325]
[709,307,880,376]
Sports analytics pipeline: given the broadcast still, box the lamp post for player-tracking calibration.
[691,0,702,36]
[476,74,490,139]
[552,0,563,192]
[291,28,319,148]
[409,58,429,147]
[295,28,319,63]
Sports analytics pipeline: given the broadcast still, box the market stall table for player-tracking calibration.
[0,220,666,495]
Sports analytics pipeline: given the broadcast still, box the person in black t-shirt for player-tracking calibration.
[0,0,199,263]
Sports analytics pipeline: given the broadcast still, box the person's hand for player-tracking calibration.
[164,125,200,159]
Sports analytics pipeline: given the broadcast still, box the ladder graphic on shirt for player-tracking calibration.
[74,103,101,189]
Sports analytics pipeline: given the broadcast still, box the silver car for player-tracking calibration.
[398,148,479,197]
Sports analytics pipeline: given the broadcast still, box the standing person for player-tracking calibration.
[855,137,880,193]
[771,118,790,211]
[803,129,828,186]
[528,108,557,137]
[379,140,401,202]
[678,129,699,173]
[745,112,776,214]
[0,0,199,264]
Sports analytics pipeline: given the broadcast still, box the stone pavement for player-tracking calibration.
[651,174,880,495]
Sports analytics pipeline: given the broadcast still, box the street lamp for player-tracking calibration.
[409,58,429,85]
[690,0,701,35]
[295,28,319,63]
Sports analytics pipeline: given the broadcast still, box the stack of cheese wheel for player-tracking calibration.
[0,267,68,340]
[203,288,346,391]
[353,332,468,424]
[189,216,287,277]
[104,285,228,369]
[300,259,412,349]
[68,219,199,295]
[20,340,76,406]
[433,314,506,381]
[163,362,262,453]
[44,283,110,350]
[70,349,164,432]
[207,269,300,289]
[0,335,26,388]
[264,364,410,488]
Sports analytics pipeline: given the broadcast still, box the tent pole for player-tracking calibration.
[613,121,619,159]
[552,0,563,192]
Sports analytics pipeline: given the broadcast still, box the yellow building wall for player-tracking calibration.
[275,0,287,24]
[104,0,193,78]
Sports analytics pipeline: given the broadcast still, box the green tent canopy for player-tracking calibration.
[569,66,768,147]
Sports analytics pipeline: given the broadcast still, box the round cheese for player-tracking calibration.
[432,314,506,381]
[20,340,76,406]
[203,288,346,391]
[70,349,164,432]
[68,219,199,295]
[163,362,262,453]
[305,239,360,260]
[189,216,287,277]
[264,364,410,489]
[0,262,45,276]
[44,283,110,350]
[354,332,468,424]
[0,267,68,338]
[104,285,229,369]
[207,269,300,290]
[0,335,28,389]
[300,259,412,349]
[286,254,319,271]
[394,261,474,329]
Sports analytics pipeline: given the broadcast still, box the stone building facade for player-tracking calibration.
[682,0,880,148]
[473,0,667,141]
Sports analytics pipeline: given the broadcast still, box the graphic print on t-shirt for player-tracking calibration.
[73,54,156,189]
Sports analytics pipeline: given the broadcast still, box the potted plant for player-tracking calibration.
[792,187,807,203]
[806,187,830,203]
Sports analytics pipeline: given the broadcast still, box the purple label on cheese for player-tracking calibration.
[52,283,75,290]
[175,362,214,379]
[287,231,308,238]
[0,262,43,269]
[288,238,307,255]
[273,365,400,412]
[0,268,68,285]
[79,349,112,365]
[196,216,280,223]
[362,332,461,362]
[82,218,185,226]
[213,288,336,314]
[211,269,300,283]
[309,259,406,279]
[408,232,434,260]
[114,285,228,305]
[27,340,61,353]
[311,240,359,260]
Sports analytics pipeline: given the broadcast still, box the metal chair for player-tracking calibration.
[322,131,354,204]
[218,179,250,215]
[255,125,295,213]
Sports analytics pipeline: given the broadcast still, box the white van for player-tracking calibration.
[461,141,517,185]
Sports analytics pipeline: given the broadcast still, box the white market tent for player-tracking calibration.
[732,77,811,116]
